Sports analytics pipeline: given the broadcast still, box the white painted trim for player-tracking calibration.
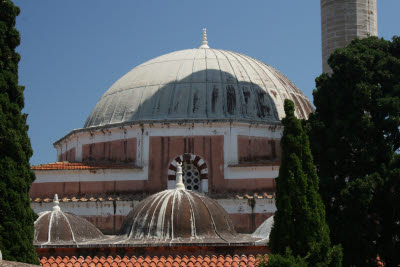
[201,179,208,193]
[214,199,276,214]
[167,180,175,189]
[31,201,137,216]
[34,168,147,183]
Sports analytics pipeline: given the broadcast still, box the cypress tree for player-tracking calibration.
[0,0,38,264]
[269,99,341,266]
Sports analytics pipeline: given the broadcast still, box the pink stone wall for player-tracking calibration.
[85,212,273,234]
[82,215,126,235]
[58,147,76,162]
[148,135,277,194]
[82,138,136,163]
[229,212,273,233]
[237,136,281,163]
[222,178,275,192]
[30,180,147,198]
[148,136,225,194]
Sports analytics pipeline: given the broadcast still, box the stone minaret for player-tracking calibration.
[321,0,378,73]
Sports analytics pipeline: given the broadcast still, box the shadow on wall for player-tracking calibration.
[86,70,282,126]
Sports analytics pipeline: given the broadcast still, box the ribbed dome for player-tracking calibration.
[34,196,105,245]
[120,189,237,241]
[252,215,274,242]
[85,48,313,128]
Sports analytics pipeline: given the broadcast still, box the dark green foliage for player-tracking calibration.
[269,99,342,267]
[259,249,308,267]
[308,36,400,266]
[266,254,307,267]
[0,0,38,264]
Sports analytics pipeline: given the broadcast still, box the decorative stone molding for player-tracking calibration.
[168,153,208,180]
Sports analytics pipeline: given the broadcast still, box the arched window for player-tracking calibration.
[167,153,208,192]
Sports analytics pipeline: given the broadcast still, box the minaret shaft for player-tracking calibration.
[321,0,378,73]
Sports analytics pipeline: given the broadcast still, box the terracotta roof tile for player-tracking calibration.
[32,195,133,203]
[38,255,266,267]
[235,193,275,200]
[32,193,274,203]
[31,161,141,171]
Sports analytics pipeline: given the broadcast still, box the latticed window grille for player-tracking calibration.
[182,162,201,191]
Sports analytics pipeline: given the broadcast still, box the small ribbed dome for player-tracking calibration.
[252,215,274,242]
[120,189,237,241]
[34,195,104,245]
[85,48,314,128]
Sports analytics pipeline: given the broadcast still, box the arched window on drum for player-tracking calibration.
[167,153,208,192]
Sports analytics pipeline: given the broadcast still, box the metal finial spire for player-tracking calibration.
[52,194,61,212]
[199,28,210,49]
[175,162,185,190]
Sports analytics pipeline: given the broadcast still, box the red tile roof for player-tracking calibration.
[39,254,266,267]
[31,196,125,203]
[235,193,275,200]
[31,162,141,170]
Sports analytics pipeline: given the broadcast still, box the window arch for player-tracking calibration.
[167,153,208,192]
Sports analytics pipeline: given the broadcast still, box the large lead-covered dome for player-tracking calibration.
[85,48,313,128]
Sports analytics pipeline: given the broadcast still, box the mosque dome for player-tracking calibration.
[119,164,237,241]
[34,195,105,245]
[84,31,313,128]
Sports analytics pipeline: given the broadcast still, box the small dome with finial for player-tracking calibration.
[34,194,105,245]
[119,165,237,242]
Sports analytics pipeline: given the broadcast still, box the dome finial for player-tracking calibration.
[199,28,210,49]
[52,194,61,212]
[175,162,185,190]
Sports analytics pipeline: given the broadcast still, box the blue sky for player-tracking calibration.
[13,0,400,165]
